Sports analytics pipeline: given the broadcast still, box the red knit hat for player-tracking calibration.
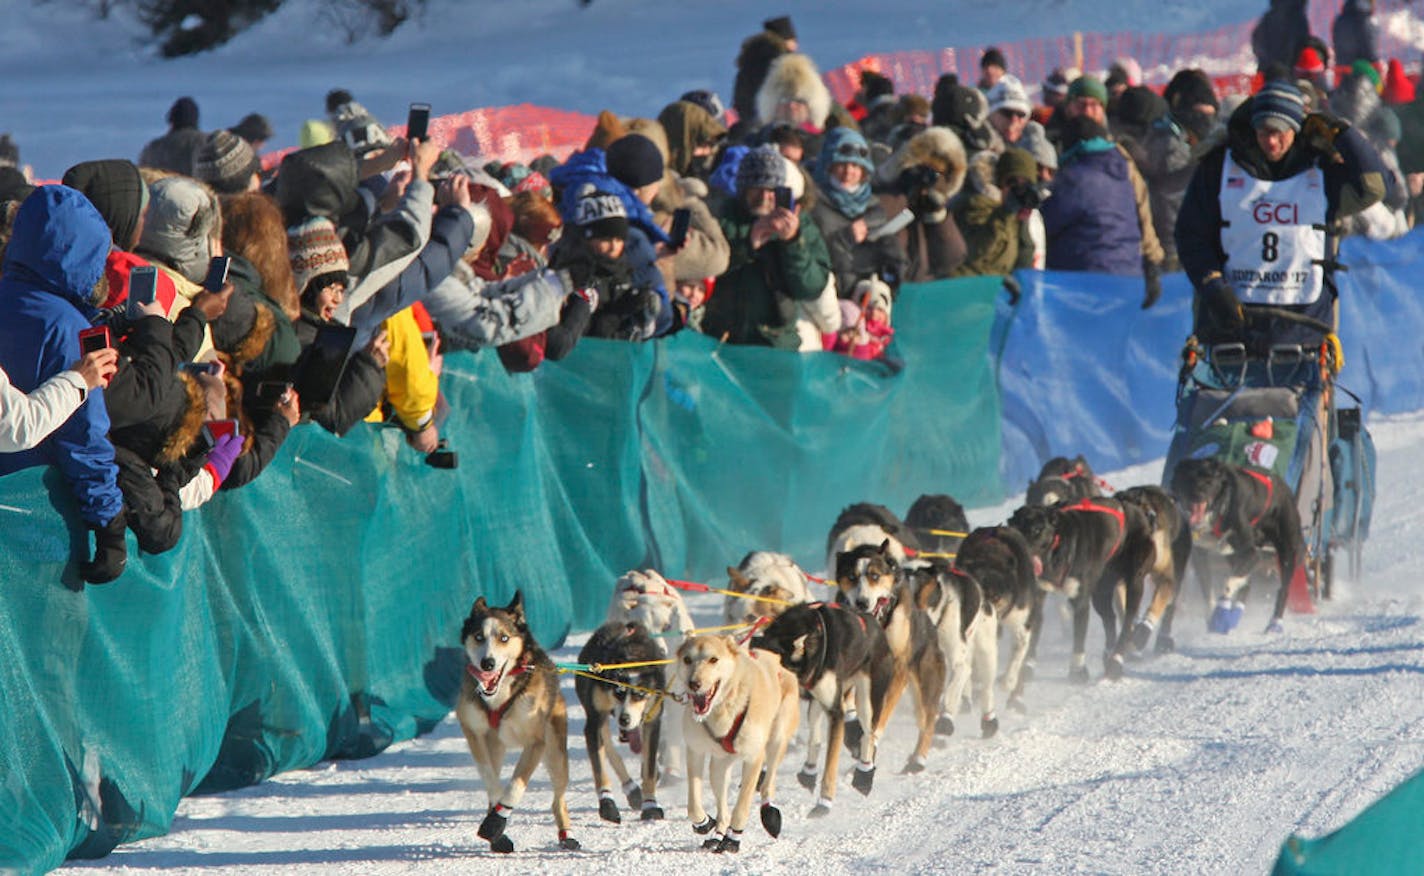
[1294,47,1326,76]
[1382,58,1416,106]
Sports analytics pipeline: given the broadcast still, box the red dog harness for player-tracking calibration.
[466,661,532,730]
[1214,468,1275,536]
[716,707,749,754]
[1064,499,1126,555]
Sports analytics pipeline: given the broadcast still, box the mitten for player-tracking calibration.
[80,510,128,584]
[1142,259,1163,310]
[203,432,244,488]
[1199,275,1244,333]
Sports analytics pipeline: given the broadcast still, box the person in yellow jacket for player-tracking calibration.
[364,306,440,453]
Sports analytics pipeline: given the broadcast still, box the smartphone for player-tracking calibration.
[668,208,692,249]
[774,185,794,211]
[407,102,431,142]
[202,419,239,445]
[127,266,159,320]
[203,256,232,293]
[255,380,292,406]
[78,325,111,355]
[179,361,221,377]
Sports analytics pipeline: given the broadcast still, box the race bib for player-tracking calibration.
[1218,153,1328,305]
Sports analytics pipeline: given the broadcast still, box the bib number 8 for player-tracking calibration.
[1262,231,1279,262]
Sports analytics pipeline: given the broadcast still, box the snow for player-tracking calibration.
[19,0,1424,871]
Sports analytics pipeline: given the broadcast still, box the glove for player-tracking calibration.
[912,187,949,224]
[80,510,128,584]
[1199,276,1244,333]
[1300,113,1345,163]
[203,432,244,487]
[572,284,599,313]
[1002,274,1022,306]
[1142,259,1162,310]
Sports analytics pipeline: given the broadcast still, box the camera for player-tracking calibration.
[425,439,458,469]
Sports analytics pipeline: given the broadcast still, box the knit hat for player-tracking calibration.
[1106,57,1142,89]
[1251,80,1307,132]
[606,134,666,189]
[513,169,552,199]
[680,89,726,120]
[137,176,219,284]
[1372,106,1403,144]
[167,96,199,130]
[1352,59,1383,93]
[987,74,1032,117]
[853,276,893,321]
[230,113,274,145]
[735,144,789,192]
[933,82,988,130]
[1024,131,1058,171]
[1042,69,1073,97]
[0,135,17,170]
[61,159,148,250]
[1294,47,1326,76]
[1382,58,1415,105]
[995,146,1039,187]
[572,184,629,240]
[194,130,261,195]
[329,98,392,156]
[981,46,1007,72]
[763,15,796,42]
[781,156,806,201]
[1164,68,1219,112]
[287,216,349,299]
[1111,86,1169,131]
[1067,76,1109,107]
[818,126,874,174]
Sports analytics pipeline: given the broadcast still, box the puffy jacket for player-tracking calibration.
[1332,0,1380,67]
[0,366,89,453]
[1041,139,1143,275]
[0,186,123,526]
[1251,0,1311,72]
[363,307,437,432]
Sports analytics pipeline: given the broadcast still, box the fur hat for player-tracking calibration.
[853,276,894,320]
[762,15,796,42]
[932,82,988,131]
[194,130,261,195]
[167,96,199,130]
[1067,76,1109,107]
[137,176,219,284]
[756,53,833,130]
[607,133,666,189]
[894,127,967,202]
[736,144,789,192]
[62,159,148,250]
[230,113,274,145]
[585,110,627,151]
[287,215,349,298]
[329,98,392,156]
[1251,80,1307,132]
[980,46,1007,72]
[573,184,629,240]
[987,74,1032,117]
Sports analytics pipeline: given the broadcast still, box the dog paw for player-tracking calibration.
[981,716,1000,739]
[692,815,716,835]
[623,780,643,810]
[1155,634,1176,655]
[808,803,832,818]
[489,835,514,854]
[558,834,581,851]
[598,797,621,824]
[760,802,782,837]
[842,718,864,752]
[1068,665,1091,685]
[1104,654,1124,681]
[934,714,955,736]
[796,767,818,791]
[477,807,508,842]
[851,764,876,796]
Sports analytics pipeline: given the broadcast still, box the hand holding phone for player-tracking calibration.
[127,266,159,321]
[202,419,239,445]
[774,186,795,211]
[668,208,692,250]
[406,102,431,143]
[203,256,232,293]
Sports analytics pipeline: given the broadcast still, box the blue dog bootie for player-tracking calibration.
[1208,598,1233,634]
[1223,600,1245,633]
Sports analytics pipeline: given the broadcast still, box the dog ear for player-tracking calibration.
[471,595,488,613]
[879,538,893,556]
[727,566,751,592]
[507,590,525,621]
[790,633,808,661]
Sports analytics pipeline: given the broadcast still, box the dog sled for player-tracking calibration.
[1162,307,1376,603]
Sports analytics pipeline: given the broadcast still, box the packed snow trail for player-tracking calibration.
[65,415,1424,875]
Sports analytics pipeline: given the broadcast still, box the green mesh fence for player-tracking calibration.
[0,276,1002,873]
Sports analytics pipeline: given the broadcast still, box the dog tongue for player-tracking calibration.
[626,727,643,754]
[1190,502,1207,526]
[1032,555,1043,578]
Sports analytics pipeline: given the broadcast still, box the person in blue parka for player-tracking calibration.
[0,186,129,583]
[1041,115,1144,277]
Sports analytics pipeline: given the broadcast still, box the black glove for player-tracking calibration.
[80,510,128,584]
[1008,180,1042,210]
[1199,275,1244,333]
[1002,274,1022,305]
[1142,259,1162,310]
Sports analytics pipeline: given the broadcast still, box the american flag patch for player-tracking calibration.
[1226,176,1244,189]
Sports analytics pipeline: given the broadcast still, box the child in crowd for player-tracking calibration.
[827,276,894,361]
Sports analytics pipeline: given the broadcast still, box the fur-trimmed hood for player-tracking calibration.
[756,53,833,131]
[893,126,969,202]
[158,371,209,464]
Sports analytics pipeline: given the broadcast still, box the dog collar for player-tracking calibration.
[717,706,749,754]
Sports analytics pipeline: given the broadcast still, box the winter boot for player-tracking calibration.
[80,512,128,584]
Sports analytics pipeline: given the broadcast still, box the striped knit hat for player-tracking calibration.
[287,216,349,300]
[194,130,260,195]
[1251,81,1307,133]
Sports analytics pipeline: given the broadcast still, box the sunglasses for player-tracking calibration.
[833,141,871,160]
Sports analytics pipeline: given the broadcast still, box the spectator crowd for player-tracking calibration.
[0,6,1415,582]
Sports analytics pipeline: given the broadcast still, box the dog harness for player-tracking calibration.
[466,661,532,730]
[1214,468,1275,536]
[715,706,749,754]
[1064,499,1126,555]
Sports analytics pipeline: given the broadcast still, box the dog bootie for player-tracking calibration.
[842,717,864,753]
[1266,618,1284,634]
[1068,664,1090,685]
[981,714,1000,739]
[760,802,782,837]
[1104,653,1125,681]
[1131,619,1155,651]
[558,830,580,851]
[713,829,742,853]
[851,762,876,795]
[796,765,818,790]
[935,714,955,736]
[478,804,509,841]
[1208,598,1234,634]
[809,797,832,818]
[641,799,664,821]
[1155,633,1176,654]
[1223,601,1245,632]
[598,793,621,824]
[622,778,642,810]
[692,815,716,835]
